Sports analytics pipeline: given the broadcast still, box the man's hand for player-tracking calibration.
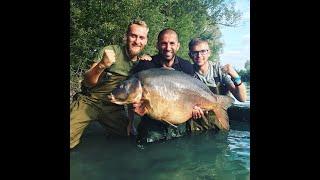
[192,105,204,120]
[101,49,116,68]
[221,64,239,78]
[132,101,147,116]
[139,54,152,61]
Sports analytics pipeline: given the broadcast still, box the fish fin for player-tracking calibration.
[211,106,230,131]
[162,120,178,128]
[216,95,235,110]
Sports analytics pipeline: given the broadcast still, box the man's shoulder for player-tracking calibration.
[138,58,158,66]
[131,58,158,74]
[176,56,194,75]
[151,54,162,62]
[177,56,192,66]
[208,60,222,71]
[176,56,193,70]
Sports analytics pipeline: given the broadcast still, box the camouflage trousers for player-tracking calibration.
[70,93,128,149]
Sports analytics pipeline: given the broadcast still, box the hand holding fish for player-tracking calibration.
[109,68,234,130]
[192,105,204,120]
[132,101,147,116]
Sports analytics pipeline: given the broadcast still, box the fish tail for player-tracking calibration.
[216,95,235,110]
[210,95,234,131]
[211,106,230,131]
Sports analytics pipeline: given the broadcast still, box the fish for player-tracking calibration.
[108,68,235,130]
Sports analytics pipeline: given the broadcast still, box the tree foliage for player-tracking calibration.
[70,0,241,94]
[238,59,250,82]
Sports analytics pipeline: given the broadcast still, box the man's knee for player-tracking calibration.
[70,139,80,149]
[70,127,84,149]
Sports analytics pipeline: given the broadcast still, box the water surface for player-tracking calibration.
[70,120,249,180]
[70,83,250,180]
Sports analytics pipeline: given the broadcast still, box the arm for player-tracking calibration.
[82,49,116,87]
[222,64,247,102]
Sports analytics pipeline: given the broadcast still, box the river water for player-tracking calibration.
[70,83,250,180]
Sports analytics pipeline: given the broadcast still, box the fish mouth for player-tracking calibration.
[107,93,126,105]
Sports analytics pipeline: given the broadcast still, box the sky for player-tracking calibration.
[219,0,250,70]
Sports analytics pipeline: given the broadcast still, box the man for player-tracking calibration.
[131,28,195,144]
[187,38,247,131]
[132,28,194,75]
[70,20,150,149]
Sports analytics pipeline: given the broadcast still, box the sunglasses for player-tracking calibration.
[189,49,209,57]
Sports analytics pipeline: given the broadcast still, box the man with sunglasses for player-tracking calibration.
[187,38,247,131]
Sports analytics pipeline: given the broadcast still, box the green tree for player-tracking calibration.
[70,0,241,96]
[244,59,250,71]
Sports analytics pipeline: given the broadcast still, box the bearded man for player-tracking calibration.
[70,20,150,149]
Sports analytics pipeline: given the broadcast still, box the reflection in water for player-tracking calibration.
[70,120,250,180]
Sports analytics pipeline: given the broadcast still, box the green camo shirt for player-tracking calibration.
[85,45,139,100]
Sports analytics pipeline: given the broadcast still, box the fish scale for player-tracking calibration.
[109,68,235,130]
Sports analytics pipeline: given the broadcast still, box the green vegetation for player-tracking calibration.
[70,0,241,96]
[237,59,250,82]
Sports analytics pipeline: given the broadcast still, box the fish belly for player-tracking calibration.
[143,84,212,124]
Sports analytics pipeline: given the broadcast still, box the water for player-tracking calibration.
[70,83,250,180]
[70,121,249,180]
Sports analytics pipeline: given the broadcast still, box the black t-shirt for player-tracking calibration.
[131,54,194,140]
[131,54,195,76]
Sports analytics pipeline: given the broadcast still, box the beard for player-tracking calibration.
[127,43,144,57]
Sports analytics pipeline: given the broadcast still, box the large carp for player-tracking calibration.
[108,68,234,130]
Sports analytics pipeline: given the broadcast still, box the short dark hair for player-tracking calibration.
[157,28,179,42]
[188,38,208,50]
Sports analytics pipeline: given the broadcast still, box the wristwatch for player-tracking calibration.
[232,76,242,86]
